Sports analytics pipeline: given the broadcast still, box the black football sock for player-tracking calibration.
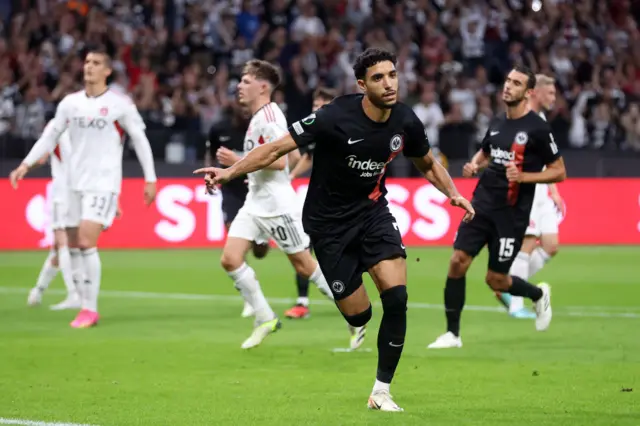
[509,276,543,301]
[296,245,312,303]
[445,276,466,337]
[376,286,407,384]
[295,273,310,300]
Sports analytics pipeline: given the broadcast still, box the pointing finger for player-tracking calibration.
[193,168,212,175]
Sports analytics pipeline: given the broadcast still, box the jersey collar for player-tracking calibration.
[85,88,109,98]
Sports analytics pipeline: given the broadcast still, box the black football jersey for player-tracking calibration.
[473,110,562,215]
[289,94,430,235]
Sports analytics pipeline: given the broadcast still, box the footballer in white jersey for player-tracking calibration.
[496,74,564,318]
[11,47,157,328]
[228,101,304,246]
[196,60,361,351]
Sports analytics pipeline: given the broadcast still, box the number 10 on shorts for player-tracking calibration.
[498,237,515,258]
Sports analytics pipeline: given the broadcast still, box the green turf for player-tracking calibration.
[0,247,638,425]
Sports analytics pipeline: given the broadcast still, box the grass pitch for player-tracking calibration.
[0,247,638,425]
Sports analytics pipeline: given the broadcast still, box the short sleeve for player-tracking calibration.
[402,112,431,158]
[533,123,562,165]
[288,104,332,149]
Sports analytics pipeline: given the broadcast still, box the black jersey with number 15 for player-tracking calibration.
[289,94,430,235]
[473,111,561,215]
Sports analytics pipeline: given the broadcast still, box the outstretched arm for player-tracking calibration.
[229,133,297,179]
[195,133,298,185]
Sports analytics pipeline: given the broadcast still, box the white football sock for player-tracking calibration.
[372,379,390,393]
[81,248,102,312]
[57,246,78,296]
[35,250,59,291]
[529,247,551,278]
[69,248,84,294]
[228,263,275,324]
[296,297,310,306]
[508,252,530,313]
[309,264,334,300]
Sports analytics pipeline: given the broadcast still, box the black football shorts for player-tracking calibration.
[311,205,406,300]
[453,209,528,274]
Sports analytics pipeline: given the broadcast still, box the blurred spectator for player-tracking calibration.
[3,0,640,167]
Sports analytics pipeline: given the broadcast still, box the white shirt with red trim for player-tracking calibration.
[243,102,297,216]
[23,89,156,195]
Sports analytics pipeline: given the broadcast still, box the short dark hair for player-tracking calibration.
[85,45,112,68]
[313,87,337,102]
[243,59,282,89]
[512,65,536,90]
[353,48,397,80]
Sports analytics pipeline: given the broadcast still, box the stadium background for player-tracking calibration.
[0,2,638,425]
[1,0,639,248]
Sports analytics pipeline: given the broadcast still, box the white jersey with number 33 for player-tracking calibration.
[243,102,297,216]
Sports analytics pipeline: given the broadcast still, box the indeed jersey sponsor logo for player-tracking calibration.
[490,145,515,165]
[346,155,385,177]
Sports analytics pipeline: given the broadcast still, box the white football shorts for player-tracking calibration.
[228,206,310,254]
[50,181,70,230]
[525,199,559,237]
[67,190,119,228]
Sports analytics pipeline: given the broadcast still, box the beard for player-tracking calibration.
[504,95,527,108]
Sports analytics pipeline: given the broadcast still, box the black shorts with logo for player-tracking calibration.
[453,208,528,274]
[310,203,406,300]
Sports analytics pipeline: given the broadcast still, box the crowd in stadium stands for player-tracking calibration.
[1,0,640,168]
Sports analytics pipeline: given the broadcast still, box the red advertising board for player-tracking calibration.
[1,178,638,249]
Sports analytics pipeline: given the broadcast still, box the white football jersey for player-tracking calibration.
[24,90,156,194]
[243,102,297,216]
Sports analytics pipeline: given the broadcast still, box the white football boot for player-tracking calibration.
[427,331,463,349]
[534,283,552,331]
[367,390,404,412]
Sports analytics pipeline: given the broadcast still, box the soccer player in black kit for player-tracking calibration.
[427,66,567,350]
[195,48,475,412]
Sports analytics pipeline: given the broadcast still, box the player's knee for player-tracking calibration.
[380,285,407,315]
[220,252,243,272]
[77,235,94,250]
[542,243,559,257]
[252,243,270,259]
[485,271,510,291]
[342,304,372,328]
[449,250,472,277]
